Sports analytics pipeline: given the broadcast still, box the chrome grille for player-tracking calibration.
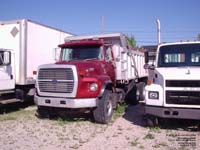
[166,91,200,105]
[38,68,74,80]
[166,80,200,87]
[38,68,74,93]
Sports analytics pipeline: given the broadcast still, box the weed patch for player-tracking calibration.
[113,103,127,120]
[130,138,140,146]
[144,132,155,140]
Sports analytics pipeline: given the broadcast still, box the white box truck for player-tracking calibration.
[0,19,73,104]
[144,41,200,125]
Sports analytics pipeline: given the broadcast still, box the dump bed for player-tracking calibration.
[64,33,147,82]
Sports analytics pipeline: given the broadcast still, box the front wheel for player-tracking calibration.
[37,106,56,118]
[37,106,48,118]
[145,115,159,127]
[93,90,113,124]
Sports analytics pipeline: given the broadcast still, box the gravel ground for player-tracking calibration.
[0,103,199,150]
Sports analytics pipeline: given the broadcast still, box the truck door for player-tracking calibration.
[0,50,15,91]
[104,46,116,82]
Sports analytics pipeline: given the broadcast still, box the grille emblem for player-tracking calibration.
[185,69,190,75]
[52,79,58,84]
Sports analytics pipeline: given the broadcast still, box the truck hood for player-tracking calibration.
[38,60,105,76]
[55,59,101,68]
[155,67,200,80]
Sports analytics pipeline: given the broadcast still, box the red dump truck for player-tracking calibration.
[34,33,148,124]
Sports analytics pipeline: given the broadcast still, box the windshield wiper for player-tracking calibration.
[84,57,99,61]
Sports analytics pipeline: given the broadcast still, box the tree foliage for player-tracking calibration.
[127,36,137,48]
[197,34,200,41]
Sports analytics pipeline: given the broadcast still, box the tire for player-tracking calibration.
[93,90,113,124]
[37,106,55,118]
[37,106,46,118]
[125,82,146,105]
[146,115,159,127]
[125,86,138,105]
[137,82,145,101]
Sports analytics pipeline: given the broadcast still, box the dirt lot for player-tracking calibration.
[0,102,199,150]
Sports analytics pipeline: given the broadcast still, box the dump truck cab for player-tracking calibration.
[35,33,148,124]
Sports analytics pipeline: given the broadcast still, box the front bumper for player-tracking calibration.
[34,95,98,109]
[145,105,200,120]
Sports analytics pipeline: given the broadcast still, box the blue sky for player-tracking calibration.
[1,0,200,46]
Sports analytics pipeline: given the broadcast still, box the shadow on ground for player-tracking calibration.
[0,98,35,114]
[123,104,200,131]
[122,103,146,127]
[36,107,94,123]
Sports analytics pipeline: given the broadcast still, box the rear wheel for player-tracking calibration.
[137,82,145,101]
[125,85,138,105]
[125,82,146,105]
[93,90,113,124]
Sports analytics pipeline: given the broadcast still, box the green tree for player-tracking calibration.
[127,36,137,48]
[197,34,200,41]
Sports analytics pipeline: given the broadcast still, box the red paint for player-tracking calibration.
[59,40,103,48]
[57,39,116,99]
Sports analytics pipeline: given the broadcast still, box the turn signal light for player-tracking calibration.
[33,71,37,75]
[79,70,85,77]
[147,80,153,85]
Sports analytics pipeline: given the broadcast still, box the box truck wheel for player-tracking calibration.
[93,90,113,124]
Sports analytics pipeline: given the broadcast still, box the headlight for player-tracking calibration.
[89,83,98,92]
[148,91,159,99]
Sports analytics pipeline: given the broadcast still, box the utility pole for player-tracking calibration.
[156,19,161,44]
[101,16,104,33]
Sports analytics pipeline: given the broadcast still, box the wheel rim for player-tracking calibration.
[136,89,140,101]
[106,100,112,116]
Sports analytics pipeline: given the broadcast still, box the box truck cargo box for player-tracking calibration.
[0,19,73,104]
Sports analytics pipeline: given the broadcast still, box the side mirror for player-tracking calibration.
[143,63,149,69]
[144,51,149,64]
[149,64,155,70]
[144,64,155,70]
[53,48,61,61]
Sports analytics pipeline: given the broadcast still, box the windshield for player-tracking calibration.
[158,43,200,67]
[60,46,103,61]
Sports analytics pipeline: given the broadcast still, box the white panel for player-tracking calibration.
[0,22,20,84]
[26,21,72,84]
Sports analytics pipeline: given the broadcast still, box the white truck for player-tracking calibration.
[0,19,72,104]
[34,33,148,124]
[144,41,200,125]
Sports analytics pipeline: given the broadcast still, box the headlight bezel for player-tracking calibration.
[148,91,159,99]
